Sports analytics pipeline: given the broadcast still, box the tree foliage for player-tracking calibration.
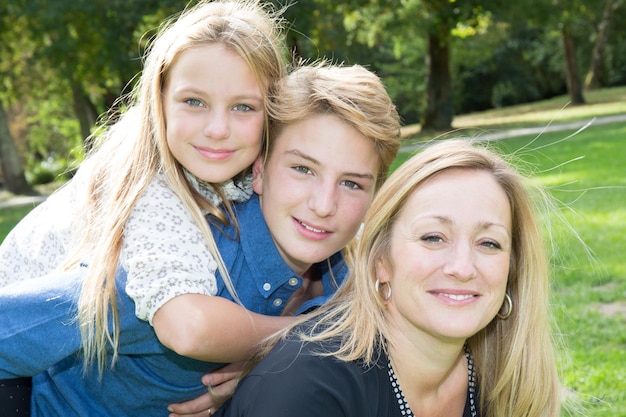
[1,0,624,189]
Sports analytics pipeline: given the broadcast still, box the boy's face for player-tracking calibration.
[253,113,379,275]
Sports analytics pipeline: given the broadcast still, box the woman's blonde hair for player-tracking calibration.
[62,0,287,373]
[297,139,562,417]
[266,62,401,190]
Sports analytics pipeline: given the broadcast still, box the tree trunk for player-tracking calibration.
[421,29,453,132]
[561,24,585,105]
[70,80,98,151]
[0,101,34,195]
[584,0,622,90]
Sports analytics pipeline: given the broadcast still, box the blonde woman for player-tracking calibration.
[215,139,563,417]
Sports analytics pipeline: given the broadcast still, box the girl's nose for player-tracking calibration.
[203,110,230,140]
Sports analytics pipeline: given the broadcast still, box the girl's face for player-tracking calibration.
[378,168,512,345]
[163,43,266,183]
[252,113,379,275]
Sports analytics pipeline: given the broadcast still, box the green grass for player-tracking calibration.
[0,205,38,240]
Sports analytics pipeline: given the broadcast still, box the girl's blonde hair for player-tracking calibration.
[266,62,401,190]
[296,139,562,417]
[63,0,287,373]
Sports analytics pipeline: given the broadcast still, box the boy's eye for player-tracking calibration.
[293,165,312,175]
[233,104,253,112]
[341,180,361,190]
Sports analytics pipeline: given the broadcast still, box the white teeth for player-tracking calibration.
[442,293,474,301]
[300,222,326,233]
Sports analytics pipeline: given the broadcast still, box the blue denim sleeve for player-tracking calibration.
[0,269,84,378]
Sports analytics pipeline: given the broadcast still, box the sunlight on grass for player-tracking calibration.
[401,86,626,139]
[454,86,626,128]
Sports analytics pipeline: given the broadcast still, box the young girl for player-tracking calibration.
[0,0,287,373]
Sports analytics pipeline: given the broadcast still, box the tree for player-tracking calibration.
[559,5,586,105]
[585,0,623,90]
[0,100,33,194]
[0,0,190,178]
[420,0,456,131]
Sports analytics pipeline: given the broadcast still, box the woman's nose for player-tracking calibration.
[442,242,477,281]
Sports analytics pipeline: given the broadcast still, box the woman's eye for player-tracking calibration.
[233,103,253,112]
[421,234,444,244]
[185,98,203,107]
[480,240,502,250]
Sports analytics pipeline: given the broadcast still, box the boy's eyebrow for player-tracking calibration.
[285,149,375,180]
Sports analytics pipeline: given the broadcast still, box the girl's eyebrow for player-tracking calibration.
[173,85,263,102]
[285,149,375,181]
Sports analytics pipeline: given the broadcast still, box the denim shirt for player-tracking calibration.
[0,194,348,417]
[212,193,347,315]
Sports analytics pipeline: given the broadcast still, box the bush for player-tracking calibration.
[26,157,72,185]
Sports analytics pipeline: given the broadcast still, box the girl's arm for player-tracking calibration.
[152,294,295,362]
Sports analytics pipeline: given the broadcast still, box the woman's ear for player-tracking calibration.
[375,257,391,284]
[252,156,265,195]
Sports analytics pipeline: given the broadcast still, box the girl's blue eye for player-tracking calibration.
[233,104,253,112]
[185,98,203,107]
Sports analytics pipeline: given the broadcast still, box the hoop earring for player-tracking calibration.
[496,293,512,320]
[375,279,392,302]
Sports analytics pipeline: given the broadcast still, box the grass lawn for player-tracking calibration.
[0,206,34,239]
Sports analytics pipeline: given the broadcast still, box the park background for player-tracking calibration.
[0,0,625,416]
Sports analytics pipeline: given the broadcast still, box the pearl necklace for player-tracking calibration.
[387,344,478,417]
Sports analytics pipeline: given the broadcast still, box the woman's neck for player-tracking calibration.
[386,330,468,417]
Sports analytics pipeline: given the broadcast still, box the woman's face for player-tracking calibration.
[378,168,512,344]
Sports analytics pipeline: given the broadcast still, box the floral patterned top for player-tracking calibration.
[0,160,252,324]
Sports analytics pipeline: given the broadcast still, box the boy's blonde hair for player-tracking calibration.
[64,0,287,373]
[266,62,401,190]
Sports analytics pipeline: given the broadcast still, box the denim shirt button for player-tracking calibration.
[288,277,299,286]
[262,283,271,291]
[272,298,283,307]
